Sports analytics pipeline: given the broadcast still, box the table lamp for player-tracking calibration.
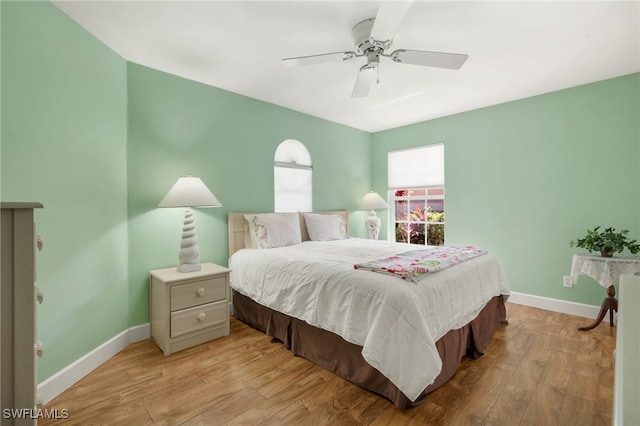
[158,175,221,272]
[357,190,389,240]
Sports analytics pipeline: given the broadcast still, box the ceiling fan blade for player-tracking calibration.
[390,49,469,70]
[282,51,357,68]
[370,1,413,45]
[352,65,377,98]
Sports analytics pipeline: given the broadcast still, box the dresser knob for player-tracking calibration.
[197,312,206,322]
[35,341,43,357]
[196,288,205,297]
[36,393,44,409]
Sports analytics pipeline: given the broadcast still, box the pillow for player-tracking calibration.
[303,213,348,241]
[244,213,302,249]
[243,220,256,249]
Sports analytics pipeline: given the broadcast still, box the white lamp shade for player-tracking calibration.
[158,175,221,208]
[357,191,389,211]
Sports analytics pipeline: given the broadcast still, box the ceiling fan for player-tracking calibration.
[282,2,468,98]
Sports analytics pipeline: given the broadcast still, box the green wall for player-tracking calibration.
[372,73,640,306]
[1,1,371,381]
[126,63,371,326]
[1,1,129,381]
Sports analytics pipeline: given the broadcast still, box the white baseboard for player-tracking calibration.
[35,292,601,405]
[37,323,150,405]
[508,291,600,319]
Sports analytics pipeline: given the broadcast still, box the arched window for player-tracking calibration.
[274,139,312,212]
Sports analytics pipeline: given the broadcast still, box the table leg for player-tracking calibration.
[578,285,618,331]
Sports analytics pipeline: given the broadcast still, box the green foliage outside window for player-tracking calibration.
[427,211,445,246]
[395,206,445,246]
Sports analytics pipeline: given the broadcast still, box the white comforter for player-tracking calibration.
[229,238,509,401]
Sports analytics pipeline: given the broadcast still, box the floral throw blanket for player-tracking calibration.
[354,246,487,283]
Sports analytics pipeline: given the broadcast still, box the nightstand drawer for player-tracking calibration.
[170,300,227,338]
[170,276,226,311]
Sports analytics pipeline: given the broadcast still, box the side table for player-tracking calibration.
[570,254,640,331]
[150,262,230,355]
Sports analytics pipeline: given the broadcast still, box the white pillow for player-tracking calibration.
[244,213,302,249]
[303,213,348,241]
[243,220,256,249]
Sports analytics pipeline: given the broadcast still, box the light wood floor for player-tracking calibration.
[41,303,615,425]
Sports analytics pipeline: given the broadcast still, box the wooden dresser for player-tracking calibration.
[1,202,43,425]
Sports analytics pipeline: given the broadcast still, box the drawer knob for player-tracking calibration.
[197,312,206,322]
[36,394,44,410]
[196,288,206,297]
[35,341,43,357]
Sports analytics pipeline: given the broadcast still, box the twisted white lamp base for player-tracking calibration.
[178,207,201,272]
[364,210,381,240]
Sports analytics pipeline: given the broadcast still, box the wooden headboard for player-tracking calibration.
[228,211,348,257]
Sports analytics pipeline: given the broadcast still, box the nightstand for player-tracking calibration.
[150,262,230,356]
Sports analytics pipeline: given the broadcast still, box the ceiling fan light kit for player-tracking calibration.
[282,2,469,98]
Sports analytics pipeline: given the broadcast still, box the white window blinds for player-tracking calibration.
[274,166,312,212]
[274,139,312,212]
[388,143,444,189]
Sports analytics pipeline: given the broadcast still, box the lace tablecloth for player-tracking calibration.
[570,254,640,288]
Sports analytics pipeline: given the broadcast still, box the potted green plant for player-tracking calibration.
[570,226,640,257]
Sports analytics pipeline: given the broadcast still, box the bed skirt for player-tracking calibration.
[232,290,507,409]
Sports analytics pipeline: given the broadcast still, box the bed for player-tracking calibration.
[227,210,509,409]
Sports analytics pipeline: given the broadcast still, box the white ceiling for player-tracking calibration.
[52,1,640,133]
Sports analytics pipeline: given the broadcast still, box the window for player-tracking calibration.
[274,139,312,212]
[391,188,445,245]
[388,144,445,246]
